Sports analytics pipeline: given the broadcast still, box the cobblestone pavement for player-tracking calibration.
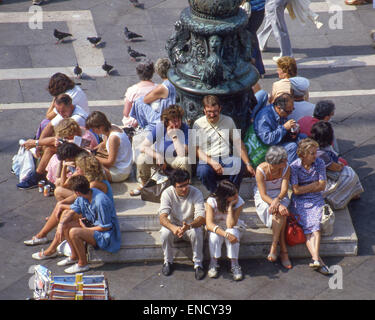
[0,0,374,302]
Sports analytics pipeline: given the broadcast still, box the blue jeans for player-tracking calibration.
[196,157,246,193]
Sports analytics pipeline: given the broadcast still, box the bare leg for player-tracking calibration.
[35,205,61,239]
[305,232,320,262]
[54,186,74,202]
[269,213,283,258]
[68,227,97,266]
[36,146,57,175]
[43,211,79,256]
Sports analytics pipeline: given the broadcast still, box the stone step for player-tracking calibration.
[117,201,260,232]
[88,206,358,263]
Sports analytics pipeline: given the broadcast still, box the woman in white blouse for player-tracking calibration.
[205,180,246,281]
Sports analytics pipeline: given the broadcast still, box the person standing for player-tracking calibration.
[244,0,266,77]
[258,0,293,62]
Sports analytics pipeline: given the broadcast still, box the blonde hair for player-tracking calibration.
[297,138,319,159]
[54,118,81,138]
[75,154,105,182]
[155,58,171,79]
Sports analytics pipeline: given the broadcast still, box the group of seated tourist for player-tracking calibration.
[17,55,363,279]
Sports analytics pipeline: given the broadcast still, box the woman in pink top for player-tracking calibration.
[122,60,157,127]
[45,118,98,184]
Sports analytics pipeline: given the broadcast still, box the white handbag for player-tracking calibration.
[320,204,335,236]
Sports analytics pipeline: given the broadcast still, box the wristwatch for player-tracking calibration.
[35,140,39,147]
[246,162,251,166]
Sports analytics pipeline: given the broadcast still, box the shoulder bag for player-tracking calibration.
[285,214,306,246]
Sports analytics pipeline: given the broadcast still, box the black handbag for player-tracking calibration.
[140,170,171,203]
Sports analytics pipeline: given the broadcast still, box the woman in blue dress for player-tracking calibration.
[289,138,330,275]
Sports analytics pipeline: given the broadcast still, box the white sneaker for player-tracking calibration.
[64,263,90,274]
[32,0,43,5]
[57,257,77,267]
[208,266,219,278]
[24,236,49,246]
[272,56,281,63]
[231,265,243,281]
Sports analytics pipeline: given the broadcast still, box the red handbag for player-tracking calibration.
[285,214,306,246]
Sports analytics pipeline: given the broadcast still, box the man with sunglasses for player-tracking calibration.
[158,169,206,280]
[254,93,306,164]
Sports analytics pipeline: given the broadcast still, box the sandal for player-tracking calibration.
[130,187,142,196]
[267,253,277,263]
[279,251,292,269]
[309,260,321,269]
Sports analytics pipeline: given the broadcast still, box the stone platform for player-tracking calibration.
[88,176,358,263]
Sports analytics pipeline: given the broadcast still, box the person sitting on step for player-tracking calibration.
[254,146,292,269]
[158,169,206,280]
[53,175,120,274]
[131,104,191,196]
[205,180,246,281]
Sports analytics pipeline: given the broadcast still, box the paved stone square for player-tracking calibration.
[0,0,374,301]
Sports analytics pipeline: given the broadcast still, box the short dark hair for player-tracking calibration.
[48,73,75,97]
[313,100,335,120]
[56,142,87,161]
[170,169,190,186]
[310,121,334,148]
[274,93,293,110]
[55,93,73,106]
[136,59,154,81]
[85,111,112,132]
[69,175,91,194]
[202,95,220,108]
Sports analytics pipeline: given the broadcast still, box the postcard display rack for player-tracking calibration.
[31,265,110,300]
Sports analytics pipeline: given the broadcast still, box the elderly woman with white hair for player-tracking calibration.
[254,146,292,269]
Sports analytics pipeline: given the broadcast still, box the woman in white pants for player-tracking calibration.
[205,180,245,281]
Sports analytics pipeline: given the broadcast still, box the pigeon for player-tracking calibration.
[74,63,82,79]
[87,37,102,47]
[124,27,143,42]
[102,61,114,75]
[127,46,146,61]
[129,0,144,9]
[54,29,72,44]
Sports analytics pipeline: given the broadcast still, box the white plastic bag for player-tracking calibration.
[12,143,35,182]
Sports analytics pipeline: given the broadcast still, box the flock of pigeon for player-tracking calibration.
[53,0,147,78]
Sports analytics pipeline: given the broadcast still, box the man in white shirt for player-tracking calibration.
[193,95,255,193]
[17,94,88,190]
[158,169,206,280]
